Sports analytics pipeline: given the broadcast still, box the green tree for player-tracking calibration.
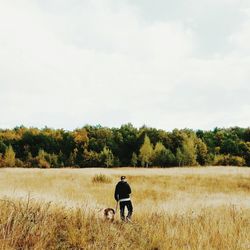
[182,137,197,166]
[0,153,4,167]
[238,142,250,166]
[176,147,185,166]
[83,149,100,167]
[115,123,138,166]
[152,142,176,167]
[46,153,58,168]
[131,152,138,167]
[139,135,153,167]
[196,138,208,165]
[152,142,166,166]
[36,150,50,168]
[0,140,7,154]
[67,148,78,166]
[221,138,239,155]
[4,145,16,167]
[100,146,114,167]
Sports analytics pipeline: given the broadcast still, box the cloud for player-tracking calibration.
[229,9,250,53]
[0,0,250,130]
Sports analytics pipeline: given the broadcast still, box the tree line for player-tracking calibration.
[0,124,250,168]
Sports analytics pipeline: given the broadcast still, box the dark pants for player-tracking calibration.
[120,200,133,221]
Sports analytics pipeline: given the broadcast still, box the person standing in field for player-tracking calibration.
[114,176,133,222]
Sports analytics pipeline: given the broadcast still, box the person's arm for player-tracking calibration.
[114,184,119,201]
[127,183,131,195]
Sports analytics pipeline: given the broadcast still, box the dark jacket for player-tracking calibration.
[114,181,132,201]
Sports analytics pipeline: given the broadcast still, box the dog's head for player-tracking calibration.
[104,208,115,222]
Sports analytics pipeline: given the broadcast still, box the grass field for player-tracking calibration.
[0,167,249,249]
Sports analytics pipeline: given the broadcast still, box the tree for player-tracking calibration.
[152,142,167,166]
[0,153,4,167]
[1,124,250,168]
[196,138,208,165]
[83,149,100,167]
[131,152,138,167]
[4,145,16,167]
[73,128,89,145]
[46,153,58,168]
[100,146,114,167]
[36,149,50,168]
[139,135,153,167]
[115,123,138,166]
[182,137,197,166]
[176,147,184,166]
[238,142,250,166]
[67,148,78,166]
[221,138,239,155]
[0,140,7,154]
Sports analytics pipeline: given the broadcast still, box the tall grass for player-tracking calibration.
[0,167,249,249]
[92,174,112,184]
[0,199,249,249]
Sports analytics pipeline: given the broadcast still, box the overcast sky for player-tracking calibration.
[1,0,250,131]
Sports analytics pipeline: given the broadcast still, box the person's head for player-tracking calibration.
[120,176,127,182]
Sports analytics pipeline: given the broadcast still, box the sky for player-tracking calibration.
[0,0,250,131]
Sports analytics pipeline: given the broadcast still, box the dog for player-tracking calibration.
[103,208,116,222]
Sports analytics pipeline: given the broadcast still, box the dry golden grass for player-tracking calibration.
[0,167,249,249]
[92,174,112,184]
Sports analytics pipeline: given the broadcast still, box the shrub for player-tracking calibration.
[229,156,246,166]
[213,154,246,166]
[36,150,50,168]
[38,158,51,169]
[30,150,59,168]
[45,153,58,168]
[15,159,25,168]
[92,174,112,184]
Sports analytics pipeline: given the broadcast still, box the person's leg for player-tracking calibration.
[119,201,126,221]
[126,201,133,220]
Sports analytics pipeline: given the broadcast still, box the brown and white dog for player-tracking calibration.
[103,208,116,222]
